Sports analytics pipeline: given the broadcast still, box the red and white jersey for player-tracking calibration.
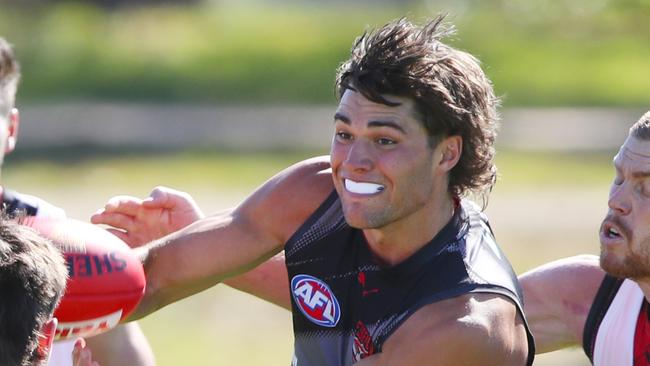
[583,276,650,366]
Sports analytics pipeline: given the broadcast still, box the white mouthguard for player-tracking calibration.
[345,179,385,195]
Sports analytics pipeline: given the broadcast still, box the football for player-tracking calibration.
[21,217,146,340]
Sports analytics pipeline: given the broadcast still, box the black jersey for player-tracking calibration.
[285,190,534,366]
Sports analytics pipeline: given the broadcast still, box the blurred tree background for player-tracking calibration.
[0,0,648,106]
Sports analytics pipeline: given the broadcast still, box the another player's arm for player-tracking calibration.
[85,323,155,366]
[224,252,291,309]
[92,185,294,310]
[519,255,604,353]
[355,293,529,365]
[129,157,333,320]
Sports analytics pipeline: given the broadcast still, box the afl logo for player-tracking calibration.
[291,274,341,327]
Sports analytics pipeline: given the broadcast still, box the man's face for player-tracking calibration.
[330,89,451,230]
[600,135,650,279]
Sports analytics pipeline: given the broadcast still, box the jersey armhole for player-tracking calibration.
[583,274,625,362]
[284,189,339,252]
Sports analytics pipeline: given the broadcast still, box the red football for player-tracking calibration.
[21,217,146,340]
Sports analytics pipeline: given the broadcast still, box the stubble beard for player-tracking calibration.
[343,202,395,230]
[600,236,650,280]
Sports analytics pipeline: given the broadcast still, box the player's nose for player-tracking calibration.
[343,140,375,172]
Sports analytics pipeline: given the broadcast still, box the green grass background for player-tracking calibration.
[1,1,649,106]
[3,149,614,365]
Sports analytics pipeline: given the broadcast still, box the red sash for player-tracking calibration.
[634,300,650,365]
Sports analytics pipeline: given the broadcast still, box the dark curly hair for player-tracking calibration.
[0,217,67,366]
[336,15,499,199]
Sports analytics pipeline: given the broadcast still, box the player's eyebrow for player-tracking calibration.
[367,120,405,133]
[333,113,406,133]
[333,112,349,124]
[613,160,650,179]
[632,170,650,179]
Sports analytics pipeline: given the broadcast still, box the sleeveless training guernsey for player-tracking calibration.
[2,189,73,366]
[584,275,650,366]
[285,191,535,366]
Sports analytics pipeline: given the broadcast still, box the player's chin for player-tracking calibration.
[342,209,385,230]
[345,219,369,229]
[599,250,626,277]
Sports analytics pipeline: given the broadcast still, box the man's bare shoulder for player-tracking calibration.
[521,254,604,307]
[258,155,333,212]
[242,156,334,242]
[522,255,602,281]
[275,155,333,191]
[359,293,528,366]
[519,255,605,352]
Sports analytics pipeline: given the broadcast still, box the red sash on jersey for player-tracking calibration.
[634,300,650,365]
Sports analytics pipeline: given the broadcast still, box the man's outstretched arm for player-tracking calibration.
[84,323,155,366]
[519,255,604,353]
[105,157,332,320]
[86,322,156,366]
[92,186,292,310]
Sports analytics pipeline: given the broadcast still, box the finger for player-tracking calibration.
[72,338,85,364]
[90,212,136,232]
[90,208,107,224]
[80,348,93,366]
[105,228,132,244]
[74,337,86,349]
[104,195,144,215]
[145,187,204,218]
[143,187,178,209]
[142,196,166,208]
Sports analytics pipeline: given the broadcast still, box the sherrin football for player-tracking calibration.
[21,217,146,340]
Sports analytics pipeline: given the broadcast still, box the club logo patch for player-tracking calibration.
[353,320,375,361]
[291,274,340,327]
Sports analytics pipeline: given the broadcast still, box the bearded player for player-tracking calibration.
[521,111,650,365]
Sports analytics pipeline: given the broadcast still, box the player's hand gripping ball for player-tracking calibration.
[21,217,146,340]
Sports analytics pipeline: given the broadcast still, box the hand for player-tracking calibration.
[72,338,100,366]
[91,186,204,247]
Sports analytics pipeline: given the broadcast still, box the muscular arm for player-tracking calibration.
[129,157,333,319]
[356,293,529,366]
[519,255,604,353]
[85,323,155,366]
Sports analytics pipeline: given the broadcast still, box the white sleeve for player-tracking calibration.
[26,194,67,219]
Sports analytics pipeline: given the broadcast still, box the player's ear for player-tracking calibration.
[37,318,57,364]
[5,108,19,153]
[437,135,462,173]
